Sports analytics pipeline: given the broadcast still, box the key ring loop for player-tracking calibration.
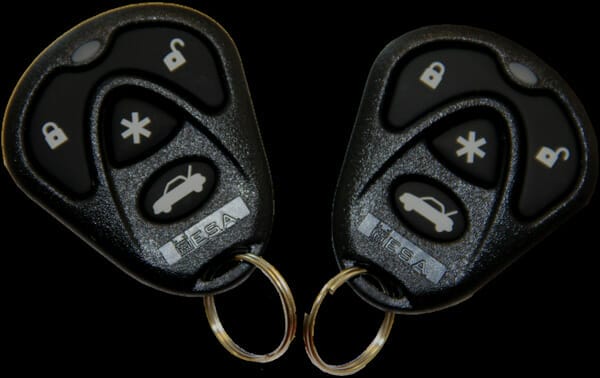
[303,267,396,376]
[203,253,297,363]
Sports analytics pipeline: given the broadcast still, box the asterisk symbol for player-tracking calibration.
[121,112,152,144]
[456,131,486,164]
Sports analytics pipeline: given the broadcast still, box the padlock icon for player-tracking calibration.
[163,38,187,72]
[42,122,69,150]
[535,146,570,169]
[419,62,446,90]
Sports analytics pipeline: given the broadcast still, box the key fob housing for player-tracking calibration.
[333,25,597,313]
[2,4,273,296]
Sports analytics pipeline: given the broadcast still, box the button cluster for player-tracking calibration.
[389,47,582,241]
[27,26,223,220]
[387,48,579,219]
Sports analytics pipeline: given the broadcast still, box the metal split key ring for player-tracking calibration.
[204,257,393,373]
[204,253,297,363]
[303,267,396,376]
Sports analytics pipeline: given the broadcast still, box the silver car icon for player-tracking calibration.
[399,192,457,233]
[153,165,206,215]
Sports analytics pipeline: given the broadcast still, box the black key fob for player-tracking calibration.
[2,3,273,296]
[333,25,598,313]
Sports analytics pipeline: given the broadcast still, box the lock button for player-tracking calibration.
[42,122,69,150]
[27,72,95,196]
[419,62,446,90]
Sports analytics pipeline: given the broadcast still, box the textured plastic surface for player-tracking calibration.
[333,25,597,313]
[2,4,273,296]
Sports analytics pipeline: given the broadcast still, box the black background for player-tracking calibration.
[2,1,597,376]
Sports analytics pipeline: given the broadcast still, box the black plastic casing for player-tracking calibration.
[333,25,598,313]
[2,4,273,296]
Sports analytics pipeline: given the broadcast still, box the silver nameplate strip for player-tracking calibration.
[159,197,250,265]
[358,213,447,284]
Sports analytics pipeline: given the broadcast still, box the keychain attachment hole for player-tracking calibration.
[198,247,250,283]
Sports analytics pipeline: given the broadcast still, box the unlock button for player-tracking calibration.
[535,146,570,169]
[163,38,187,72]
[518,139,579,218]
[107,27,225,108]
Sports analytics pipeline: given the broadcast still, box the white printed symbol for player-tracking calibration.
[163,38,187,72]
[121,112,152,144]
[456,131,487,164]
[153,165,206,215]
[399,192,458,233]
[535,146,570,169]
[42,122,69,150]
[419,62,446,90]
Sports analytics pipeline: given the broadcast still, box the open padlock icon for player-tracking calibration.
[419,61,446,90]
[535,146,570,168]
[163,38,187,72]
[42,122,69,150]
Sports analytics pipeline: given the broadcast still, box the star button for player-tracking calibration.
[456,131,487,164]
[121,112,152,144]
